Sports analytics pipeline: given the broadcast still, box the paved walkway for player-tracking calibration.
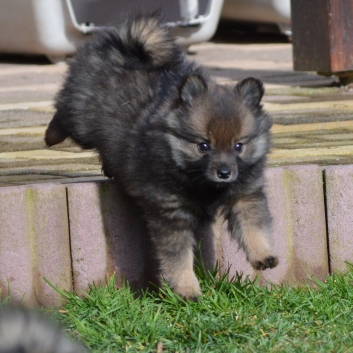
[1,40,353,186]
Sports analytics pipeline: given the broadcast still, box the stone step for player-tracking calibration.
[1,164,352,307]
[0,183,71,307]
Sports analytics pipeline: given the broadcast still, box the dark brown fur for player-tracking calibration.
[45,13,278,299]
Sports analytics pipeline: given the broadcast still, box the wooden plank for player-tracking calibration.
[291,0,353,76]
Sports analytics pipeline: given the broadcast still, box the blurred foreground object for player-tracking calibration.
[0,308,85,353]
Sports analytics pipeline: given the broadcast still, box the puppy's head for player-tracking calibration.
[167,75,272,186]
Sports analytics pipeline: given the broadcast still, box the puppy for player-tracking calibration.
[45,12,278,300]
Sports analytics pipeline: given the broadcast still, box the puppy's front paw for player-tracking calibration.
[252,256,278,270]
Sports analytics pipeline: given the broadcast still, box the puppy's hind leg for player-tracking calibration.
[45,111,69,147]
[148,217,202,300]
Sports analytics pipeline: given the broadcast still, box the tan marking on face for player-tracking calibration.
[166,134,199,167]
[186,106,210,139]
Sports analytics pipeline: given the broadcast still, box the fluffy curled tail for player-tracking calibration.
[92,12,182,69]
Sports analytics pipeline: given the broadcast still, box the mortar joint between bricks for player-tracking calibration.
[322,168,332,275]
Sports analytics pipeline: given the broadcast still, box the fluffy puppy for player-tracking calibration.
[45,13,278,299]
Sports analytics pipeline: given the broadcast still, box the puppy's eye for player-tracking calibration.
[235,142,244,152]
[197,142,211,152]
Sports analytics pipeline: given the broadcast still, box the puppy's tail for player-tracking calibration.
[95,12,183,69]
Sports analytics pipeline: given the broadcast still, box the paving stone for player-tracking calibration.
[217,166,329,284]
[0,91,57,104]
[25,184,72,307]
[264,93,352,104]
[29,106,56,114]
[0,126,46,136]
[272,120,353,134]
[265,100,353,112]
[273,140,353,151]
[0,149,96,160]
[271,111,353,125]
[272,136,308,145]
[0,136,47,154]
[262,95,311,103]
[272,131,353,142]
[0,84,59,93]
[0,64,66,78]
[0,41,352,185]
[0,70,65,88]
[192,43,337,87]
[0,184,72,307]
[269,155,353,168]
[0,173,105,186]
[0,157,100,170]
[0,174,68,185]
[66,181,150,293]
[0,186,35,306]
[265,86,345,97]
[21,175,107,185]
[0,100,53,111]
[320,133,353,141]
[266,77,337,87]
[270,145,353,162]
[192,42,293,61]
[0,110,52,128]
[264,165,328,284]
[324,165,353,272]
[0,165,102,176]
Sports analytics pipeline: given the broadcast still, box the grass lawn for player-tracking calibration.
[47,263,353,353]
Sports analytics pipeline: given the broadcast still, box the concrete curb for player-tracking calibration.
[262,165,328,285]
[0,184,71,307]
[324,165,353,272]
[0,165,352,307]
[218,165,328,285]
[66,181,151,293]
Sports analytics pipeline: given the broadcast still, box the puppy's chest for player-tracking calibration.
[185,184,232,218]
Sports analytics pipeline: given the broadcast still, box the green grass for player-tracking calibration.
[44,263,353,353]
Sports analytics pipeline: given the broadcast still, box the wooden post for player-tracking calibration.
[291,0,353,83]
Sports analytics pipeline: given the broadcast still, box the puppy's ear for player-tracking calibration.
[234,77,264,109]
[180,74,207,105]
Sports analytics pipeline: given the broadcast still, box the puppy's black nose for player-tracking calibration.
[217,167,231,179]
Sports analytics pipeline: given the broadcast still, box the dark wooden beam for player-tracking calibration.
[291,0,353,82]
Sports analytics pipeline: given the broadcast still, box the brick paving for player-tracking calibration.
[1,40,352,186]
